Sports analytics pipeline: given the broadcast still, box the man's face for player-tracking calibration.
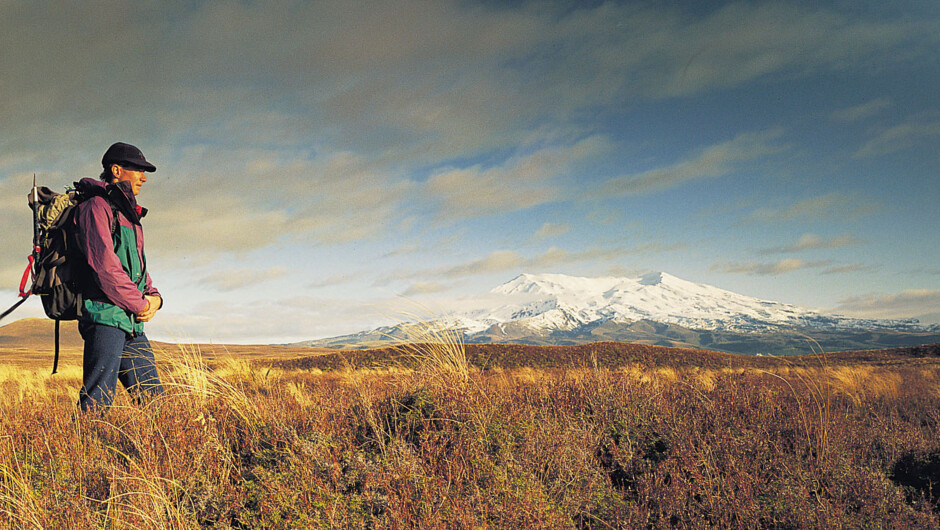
[113,165,147,196]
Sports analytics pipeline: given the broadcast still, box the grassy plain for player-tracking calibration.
[0,323,938,528]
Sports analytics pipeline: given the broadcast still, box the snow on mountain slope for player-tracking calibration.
[292,271,939,352]
[450,272,928,334]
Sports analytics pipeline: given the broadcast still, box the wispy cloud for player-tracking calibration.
[746,193,880,223]
[144,149,414,258]
[654,4,935,97]
[532,223,570,240]
[402,281,449,297]
[821,264,875,275]
[425,136,606,219]
[0,1,929,256]
[152,294,399,343]
[0,173,40,284]
[425,165,558,219]
[759,233,860,254]
[435,245,656,281]
[528,247,630,269]
[835,289,940,323]
[0,1,936,343]
[831,98,893,122]
[3,1,927,165]
[382,245,421,259]
[713,258,832,276]
[380,239,687,288]
[854,115,940,157]
[906,268,940,277]
[308,273,361,289]
[200,267,289,292]
[588,130,786,199]
[441,251,526,279]
[148,196,291,261]
[533,2,937,102]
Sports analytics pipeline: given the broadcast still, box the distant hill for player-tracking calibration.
[0,318,335,367]
[293,272,940,355]
[273,341,940,372]
[0,318,84,349]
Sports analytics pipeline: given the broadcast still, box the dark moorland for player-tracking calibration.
[274,340,940,371]
[1,319,940,527]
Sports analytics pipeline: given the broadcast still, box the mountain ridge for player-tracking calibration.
[294,272,939,355]
[459,271,933,334]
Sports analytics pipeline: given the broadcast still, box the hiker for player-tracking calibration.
[73,142,164,411]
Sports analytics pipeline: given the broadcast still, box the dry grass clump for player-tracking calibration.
[0,343,938,527]
[388,318,470,385]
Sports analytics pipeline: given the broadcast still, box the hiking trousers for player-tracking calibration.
[78,321,163,411]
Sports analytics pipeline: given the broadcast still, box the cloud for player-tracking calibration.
[713,258,831,276]
[588,130,786,199]
[746,193,880,223]
[0,173,41,284]
[381,245,421,259]
[200,267,288,292]
[717,257,871,277]
[532,223,570,240]
[141,147,415,260]
[760,233,860,254]
[835,289,940,324]
[854,116,940,158]
[308,273,360,289]
[2,1,931,169]
[906,268,940,277]
[402,281,449,297]
[528,247,631,269]
[381,243,678,312]
[1,144,417,275]
[0,1,934,344]
[425,136,606,219]
[425,165,558,220]
[433,245,655,281]
[831,98,893,122]
[148,195,291,261]
[484,2,937,109]
[0,1,930,252]
[643,3,936,98]
[821,264,875,275]
[441,251,525,279]
[150,294,398,343]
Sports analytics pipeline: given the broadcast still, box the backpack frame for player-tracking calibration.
[28,185,116,373]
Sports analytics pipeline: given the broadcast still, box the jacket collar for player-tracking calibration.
[74,178,148,224]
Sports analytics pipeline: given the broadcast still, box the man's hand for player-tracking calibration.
[136,295,162,322]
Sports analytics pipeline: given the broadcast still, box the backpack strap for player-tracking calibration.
[0,296,29,323]
[109,201,120,237]
[0,256,34,323]
[52,319,61,375]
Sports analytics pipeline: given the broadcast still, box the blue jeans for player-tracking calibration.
[78,322,163,411]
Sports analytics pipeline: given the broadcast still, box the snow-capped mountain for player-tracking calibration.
[297,273,939,354]
[450,272,930,334]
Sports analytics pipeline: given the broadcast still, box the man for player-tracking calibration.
[73,142,164,411]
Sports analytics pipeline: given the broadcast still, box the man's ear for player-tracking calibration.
[111,164,122,180]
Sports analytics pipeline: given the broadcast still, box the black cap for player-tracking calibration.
[101,142,157,172]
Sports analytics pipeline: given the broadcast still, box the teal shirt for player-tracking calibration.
[82,222,148,335]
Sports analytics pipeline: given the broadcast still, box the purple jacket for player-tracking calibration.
[72,178,160,315]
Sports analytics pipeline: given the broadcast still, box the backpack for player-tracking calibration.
[27,184,116,373]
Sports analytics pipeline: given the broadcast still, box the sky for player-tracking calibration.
[0,0,938,344]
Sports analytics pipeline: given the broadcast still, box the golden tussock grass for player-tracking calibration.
[389,318,470,385]
[0,340,938,527]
